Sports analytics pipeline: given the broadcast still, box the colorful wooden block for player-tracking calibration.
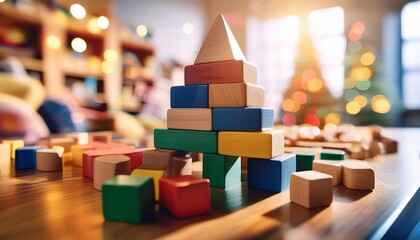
[194,14,245,64]
[202,154,241,188]
[294,152,315,171]
[312,160,343,186]
[15,146,46,170]
[213,107,273,131]
[320,150,345,160]
[103,175,155,223]
[171,157,192,176]
[290,171,333,209]
[71,144,95,167]
[142,149,184,177]
[94,155,131,191]
[154,129,218,154]
[49,137,75,152]
[343,160,375,190]
[36,148,63,171]
[247,154,296,192]
[170,85,208,108]
[2,139,24,159]
[218,130,284,159]
[184,60,257,86]
[209,83,264,108]
[0,143,11,162]
[89,132,112,143]
[167,108,212,131]
[188,152,203,162]
[159,175,210,218]
[132,168,165,200]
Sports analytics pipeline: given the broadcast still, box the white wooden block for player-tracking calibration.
[313,160,343,186]
[93,154,131,191]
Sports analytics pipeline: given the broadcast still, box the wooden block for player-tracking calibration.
[218,130,284,159]
[171,157,192,176]
[381,137,398,153]
[367,141,384,158]
[103,175,155,223]
[294,152,315,171]
[320,150,345,160]
[65,132,89,145]
[241,157,248,169]
[213,107,273,131]
[170,85,208,108]
[285,147,322,159]
[154,128,218,154]
[71,144,95,167]
[296,141,353,151]
[51,146,65,158]
[290,171,333,209]
[167,108,212,131]
[184,60,257,86]
[313,160,343,186]
[209,83,264,108]
[94,155,131,191]
[2,139,24,159]
[89,132,112,143]
[90,141,132,150]
[36,149,63,171]
[159,175,210,218]
[188,152,203,162]
[343,160,375,190]
[142,149,187,177]
[132,168,165,200]
[15,146,46,170]
[194,14,245,64]
[49,137,75,152]
[203,154,241,188]
[348,146,368,160]
[0,143,11,163]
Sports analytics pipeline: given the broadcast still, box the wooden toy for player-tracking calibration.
[15,146,46,170]
[184,60,257,86]
[71,144,95,167]
[90,141,133,150]
[93,155,131,191]
[381,137,398,153]
[159,175,210,218]
[247,154,296,192]
[208,83,264,108]
[142,149,187,177]
[154,128,218,154]
[367,141,384,158]
[132,167,165,200]
[320,150,345,160]
[294,152,315,171]
[65,132,89,145]
[290,171,333,209]
[171,157,192,176]
[312,160,343,186]
[342,160,375,190]
[0,143,11,162]
[348,146,368,160]
[188,152,203,162]
[202,154,241,188]
[2,139,24,159]
[212,107,273,131]
[218,130,284,159]
[49,137,75,152]
[51,146,65,158]
[89,132,112,143]
[102,175,155,223]
[170,85,208,108]
[285,147,322,159]
[167,108,212,131]
[194,14,245,64]
[36,148,63,171]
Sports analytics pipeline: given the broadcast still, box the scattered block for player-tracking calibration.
[89,132,112,143]
[0,143,11,162]
[294,152,315,171]
[184,60,257,85]
[290,171,333,209]
[247,154,296,192]
[132,168,165,200]
[348,146,367,160]
[93,155,131,191]
[171,157,192,176]
[167,108,212,131]
[159,175,210,218]
[202,154,241,188]
[103,175,155,223]
[320,150,345,160]
[367,141,384,158]
[2,139,24,159]
[36,149,63,171]
[343,160,375,190]
[208,83,264,108]
[154,128,218,154]
[218,130,284,159]
[213,108,273,131]
[312,160,343,186]
[170,85,208,108]
[71,144,95,167]
[142,149,186,177]
[15,146,47,170]
[381,137,398,153]
[49,137,75,152]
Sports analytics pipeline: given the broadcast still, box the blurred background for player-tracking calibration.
[0,0,419,143]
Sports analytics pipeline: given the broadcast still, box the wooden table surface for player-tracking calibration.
[1,128,419,240]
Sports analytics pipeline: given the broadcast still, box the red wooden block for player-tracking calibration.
[90,141,133,150]
[159,175,210,218]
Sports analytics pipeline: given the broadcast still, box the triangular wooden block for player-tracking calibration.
[195,14,246,64]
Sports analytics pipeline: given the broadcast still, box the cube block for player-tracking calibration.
[313,160,343,186]
[2,139,24,159]
[202,154,241,188]
[320,150,345,160]
[154,128,218,153]
[15,146,46,170]
[131,168,165,200]
[167,108,212,131]
[212,108,273,131]
[208,83,264,108]
[36,149,63,171]
[170,85,208,108]
[343,160,375,190]
[294,152,315,171]
[93,155,131,191]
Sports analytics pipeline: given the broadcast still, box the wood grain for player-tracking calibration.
[208,82,264,108]
[167,108,212,131]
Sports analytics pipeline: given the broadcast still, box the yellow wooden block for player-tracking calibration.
[71,144,95,167]
[313,160,343,186]
[2,139,24,159]
[0,143,11,162]
[131,168,165,201]
[209,83,264,108]
[218,130,284,159]
[167,108,212,131]
[49,138,75,153]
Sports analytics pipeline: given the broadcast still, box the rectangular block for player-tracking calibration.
[0,143,11,162]
[167,108,212,131]
[202,154,241,188]
[209,83,264,108]
[184,60,257,85]
[218,130,284,159]
[170,85,208,108]
[294,152,315,172]
[15,146,47,170]
[212,108,273,131]
[2,139,24,159]
[154,129,218,154]
[343,160,375,190]
[320,150,346,160]
[71,144,95,167]
[313,160,343,186]
[142,149,187,177]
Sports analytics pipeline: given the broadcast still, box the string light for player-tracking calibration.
[282,114,296,126]
[46,36,60,50]
[325,112,341,125]
[360,52,376,66]
[292,91,307,104]
[87,18,101,34]
[346,101,361,114]
[71,38,87,53]
[70,4,86,20]
[97,16,109,30]
[101,60,115,74]
[104,49,118,62]
[307,78,323,92]
[372,98,391,114]
[354,95,368,108]
[136,25,148,37]
[350,67,372,81]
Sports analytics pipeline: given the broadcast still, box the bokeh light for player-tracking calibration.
[282,98,301,112]
[346,101,361,114]
[104,49,118,62]
[70,4,86,20]
[344,89,360,101]
[136,25,148,37]
[344,77,356,89]
[46,36,60,50]
[87,18,101,34]
[97,16,109,30]
[348,41,362,52]
[292,91,307,104]
[325,112,341,125]
[356,80,371,91]
[352,21,366,35]
[324,123,337,131]
[71,37,87,53]
[350,67,372,81]
[300,69,316,90]
[183,23,194,35]
[101,60,115,74]
[307,78,323,92]
[372,98,391,114]
[360,52,375,66]
[304,113,321,127]
[353,95,368,108]
[282,114,296,126]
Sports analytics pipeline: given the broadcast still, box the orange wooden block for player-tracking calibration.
[312,160,343,186]
[93,155,131,191]
[208,82,264,108]
[343,160,375,190]
[167,108,212,131]
[171,157,192,176]
[36,148,63,171]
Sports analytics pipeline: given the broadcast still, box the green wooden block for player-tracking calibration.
[202,154,241,188]
[154,128,218,153]
[294,152,315,171]
[320,150,345,160]
[102,175,155,223]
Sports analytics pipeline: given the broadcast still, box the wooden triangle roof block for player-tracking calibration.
[195,14,246,64]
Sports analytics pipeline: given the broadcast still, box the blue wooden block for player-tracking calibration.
[213,108,274,131]
[247,154,296,192]
[170,85,208,108]
[15,146,47,170]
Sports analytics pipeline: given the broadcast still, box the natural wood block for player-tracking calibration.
[320,150,345,160]
[348,146,368,160]
[188,152,203,162]
[208,83,264,108]
[132,168,165,200]
[103,175,155,223]
[184,60,257,86]
[0,143,11,162]
[71,144,95,167]
[15,146,46,170]
[49,137,75,152]
[65,132,89,145]
[36,148,63,171]
[313,160,343,186]
[51,146,65,158]
[343,160,375,190]
[194,14,245,64]
[89,132,112,143]
[290,171,333,209]
[171,157,192,177]
[170,85,208,108]
[203,154,241,188]
[381,137,398,153]
[142,149,187,177]
[93,155,131,191]
[167,108,212,131]
[218,130,284,159]
[367,141,384,158]
[213,107,273,132]
[294,152,315,172]
[2,139,24,159]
